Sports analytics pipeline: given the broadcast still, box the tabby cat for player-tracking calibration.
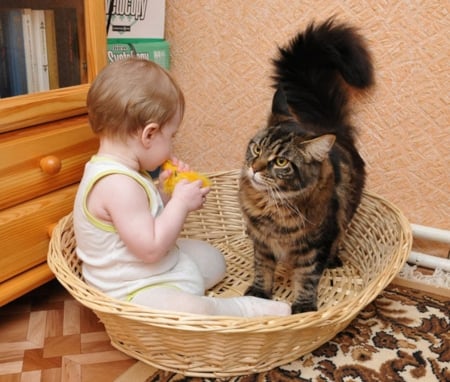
[238,19,374,314]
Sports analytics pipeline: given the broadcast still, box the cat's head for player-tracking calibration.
[242,88,335,192]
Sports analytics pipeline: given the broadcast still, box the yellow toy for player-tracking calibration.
[161,160,211,195]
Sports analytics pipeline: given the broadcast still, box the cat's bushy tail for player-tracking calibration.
[272,18,374,130]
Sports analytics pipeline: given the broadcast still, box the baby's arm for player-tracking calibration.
[88,173,208,263]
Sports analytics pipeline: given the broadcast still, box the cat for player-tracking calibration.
[238,18,374,314]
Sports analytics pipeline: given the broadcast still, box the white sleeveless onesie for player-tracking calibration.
[73,155,205,300]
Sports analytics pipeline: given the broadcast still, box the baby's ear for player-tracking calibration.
[141,123,160,147]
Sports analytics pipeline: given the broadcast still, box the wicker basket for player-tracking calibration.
[47,169,412,378]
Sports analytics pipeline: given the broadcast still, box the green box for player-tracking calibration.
[107,39,170,69]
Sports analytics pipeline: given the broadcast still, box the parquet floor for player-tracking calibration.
[0,279,138,382]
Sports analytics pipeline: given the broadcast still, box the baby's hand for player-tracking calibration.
[158,158,187,197]
[171,179,209,213]
[160,159,211,195]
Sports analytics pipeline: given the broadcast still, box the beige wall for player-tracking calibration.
[165,1,449,230]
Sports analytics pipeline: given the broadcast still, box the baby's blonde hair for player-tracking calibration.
[87,57,185,140]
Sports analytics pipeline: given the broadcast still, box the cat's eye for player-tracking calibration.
[275,157,289,167]
[250,143,261,156]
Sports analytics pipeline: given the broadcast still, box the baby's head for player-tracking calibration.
[87,57,185,141]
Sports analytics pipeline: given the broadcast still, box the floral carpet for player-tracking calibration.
[117,285,449,382]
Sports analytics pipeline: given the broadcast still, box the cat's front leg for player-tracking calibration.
[291,273,321,314]
[245,247,276,300]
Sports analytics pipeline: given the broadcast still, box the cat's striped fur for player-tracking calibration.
[238,19,374,314]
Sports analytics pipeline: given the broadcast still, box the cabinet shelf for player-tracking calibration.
[0,0,106,132]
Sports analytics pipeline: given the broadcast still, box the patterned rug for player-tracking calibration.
[115,285,449,382]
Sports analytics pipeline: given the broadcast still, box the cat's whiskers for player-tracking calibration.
[270,186,291,227]
[260,178,281,214]
[270,184,309,228]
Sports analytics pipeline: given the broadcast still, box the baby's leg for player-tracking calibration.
[131,287,291,317]
[177,238,226,289]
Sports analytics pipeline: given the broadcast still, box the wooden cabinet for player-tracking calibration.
[0,0,106,306]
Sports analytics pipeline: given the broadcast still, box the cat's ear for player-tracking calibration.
[271,87,290,115]
[269,87,293,126]
[303,134,336,162]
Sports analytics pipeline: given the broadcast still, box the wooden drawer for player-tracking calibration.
[0,115,98,210]
[0,185,77,284]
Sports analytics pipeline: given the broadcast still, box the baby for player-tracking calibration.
[73,57,291,317]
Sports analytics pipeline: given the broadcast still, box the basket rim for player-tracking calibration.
[47,169,412,333]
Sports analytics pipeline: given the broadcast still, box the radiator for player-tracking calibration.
[409,224,450,272]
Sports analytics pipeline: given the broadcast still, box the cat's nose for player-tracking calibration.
[251,159,265,173]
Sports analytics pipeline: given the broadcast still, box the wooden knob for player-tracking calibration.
[40,155,62,175]
[47,223,58,238]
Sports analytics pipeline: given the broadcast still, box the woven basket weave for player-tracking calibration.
[47,169,412,377]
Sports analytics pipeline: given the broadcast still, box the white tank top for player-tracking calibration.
[73,155,180,299]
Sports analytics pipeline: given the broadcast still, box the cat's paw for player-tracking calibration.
[245,285,272,300]
[291,301,318,314]
[327,255,343,269]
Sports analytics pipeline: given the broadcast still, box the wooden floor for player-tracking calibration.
[0,279,137,382]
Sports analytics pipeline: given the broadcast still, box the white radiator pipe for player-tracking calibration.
[408,251,450,272]
[407,223,450,271]
[411,223,450,244]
